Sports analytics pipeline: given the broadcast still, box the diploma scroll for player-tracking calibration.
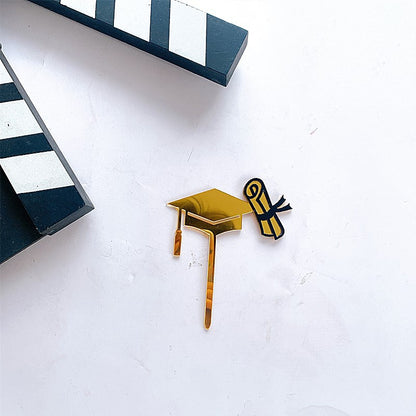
[244,178,292,240]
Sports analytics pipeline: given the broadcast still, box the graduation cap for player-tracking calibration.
[168,188,252,329]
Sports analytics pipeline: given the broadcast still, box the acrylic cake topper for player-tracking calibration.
[244,178,292,240]
[168,179,292,329]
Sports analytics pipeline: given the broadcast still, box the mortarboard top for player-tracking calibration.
[168,188,252,235]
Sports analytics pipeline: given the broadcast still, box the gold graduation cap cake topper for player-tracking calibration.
[168,180,292,330]
[168,189,252,329]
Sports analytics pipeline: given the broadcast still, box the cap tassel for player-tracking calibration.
[173,209,183,256]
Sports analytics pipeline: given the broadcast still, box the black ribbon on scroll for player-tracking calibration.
[243,178,292,240]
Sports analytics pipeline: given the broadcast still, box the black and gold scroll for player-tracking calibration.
[244,178,292,240]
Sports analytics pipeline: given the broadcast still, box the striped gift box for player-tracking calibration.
[0,47,94,263]
[26,0,248,86]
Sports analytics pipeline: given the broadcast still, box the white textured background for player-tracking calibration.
[1,1,416,415]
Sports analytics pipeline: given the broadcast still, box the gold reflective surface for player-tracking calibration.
[168,189,252,330]
[244,178,291,240]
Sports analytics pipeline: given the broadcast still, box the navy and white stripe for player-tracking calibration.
[0,49,93,244]
[27,0,248,86]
